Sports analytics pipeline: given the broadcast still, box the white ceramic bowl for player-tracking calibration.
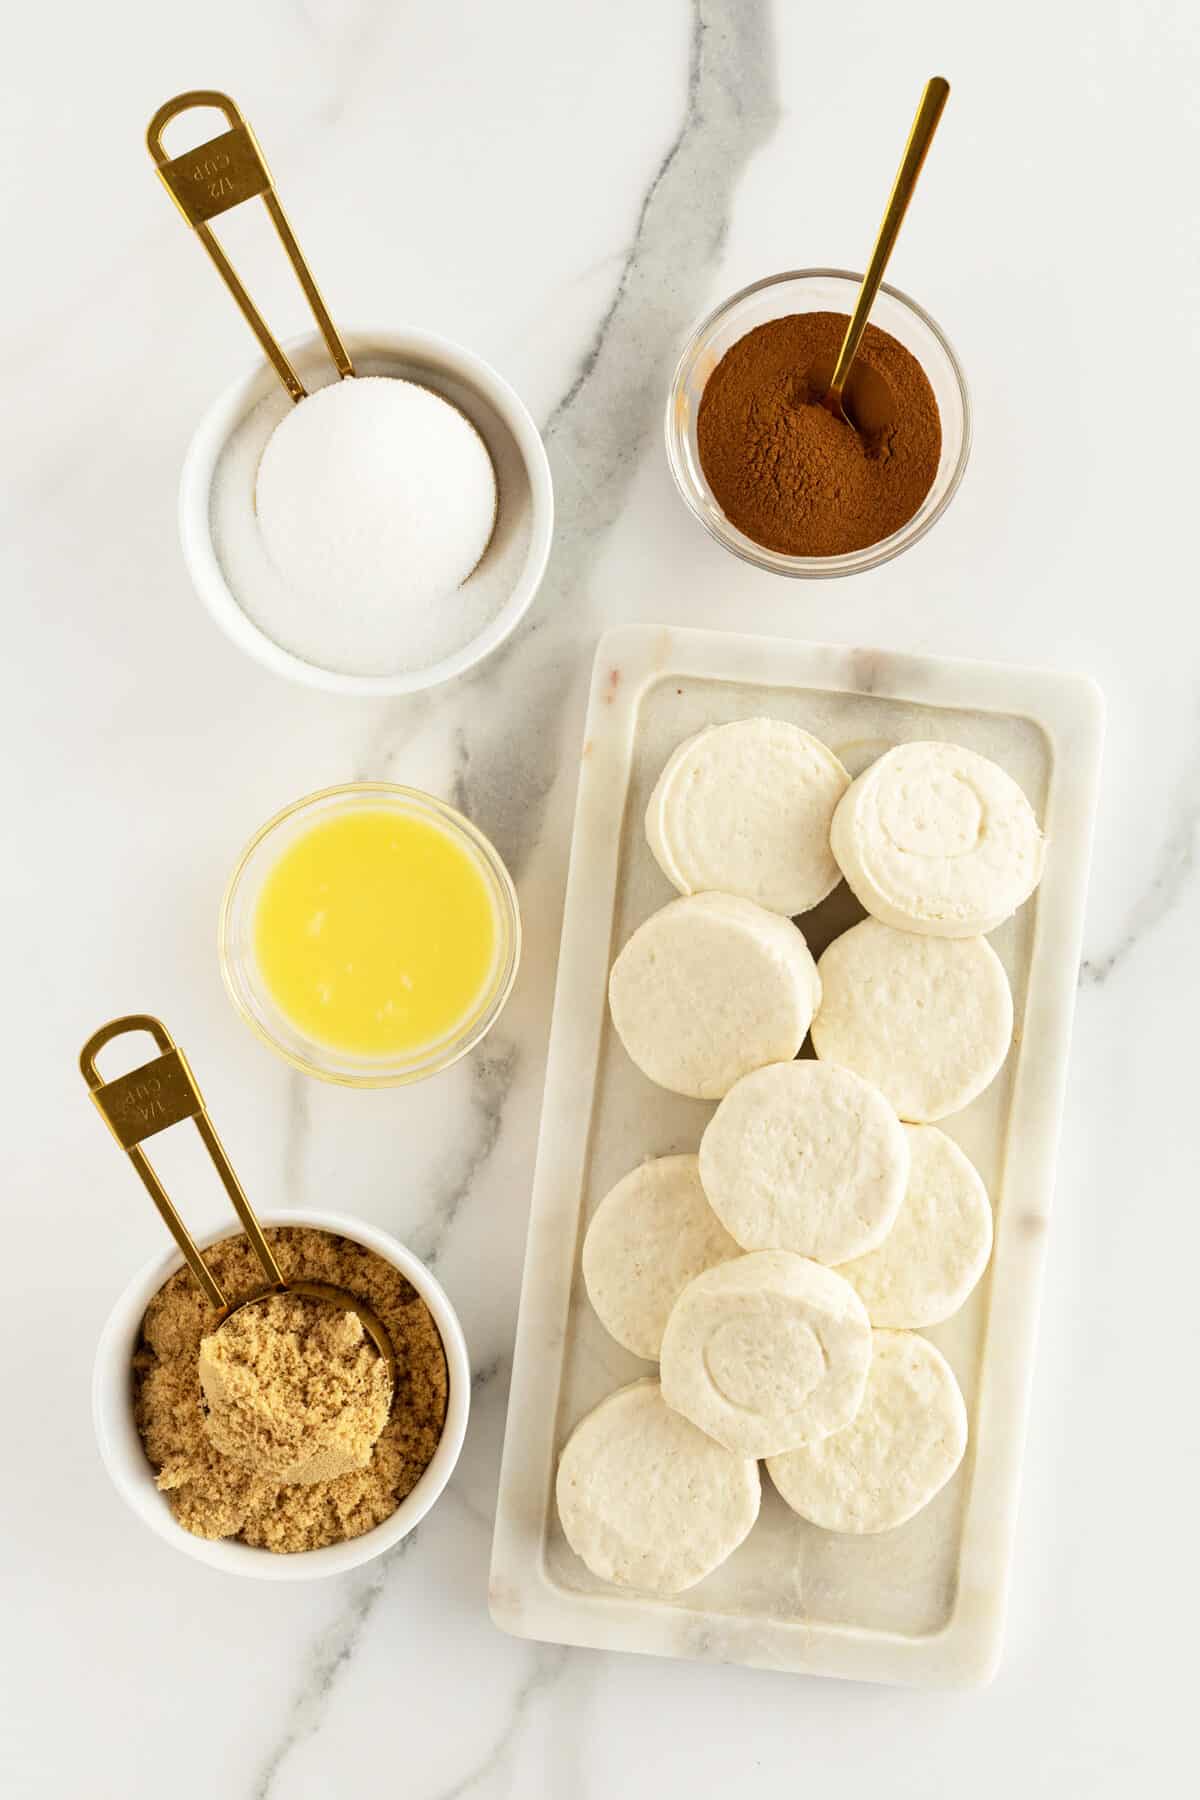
[180,328,554,695]
[92,1209,470,1579]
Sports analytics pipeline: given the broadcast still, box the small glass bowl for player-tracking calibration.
[665,268,971,578]
[220,783,520,1087]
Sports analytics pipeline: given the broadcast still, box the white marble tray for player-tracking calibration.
[491,624,1103,1688]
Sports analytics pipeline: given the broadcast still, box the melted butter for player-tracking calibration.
[254,809,497,1055]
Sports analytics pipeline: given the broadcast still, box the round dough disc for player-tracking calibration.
[608,893,820,1100]
[830,740,1045,937]
[811,918,1013,1122]
[767,1330,968,1533]
[659,1250,871,1457]
[837,1125,993,1327]
[699,1061,908,1264]
[555,1377,760,1594]
[583,1155,741,1360]
[646,718,850,915]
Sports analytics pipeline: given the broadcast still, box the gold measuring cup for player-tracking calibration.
[147,90,353,403]
[80,1016,396,1385]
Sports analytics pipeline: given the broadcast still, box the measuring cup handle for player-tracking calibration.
[80,1016,285,1311]
[80,1013,173,1083]
[145,90,354,402]
[145,90,246,163]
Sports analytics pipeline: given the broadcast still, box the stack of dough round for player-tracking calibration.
[837,1125,993,1327]
[646,718,850,915]
[608,893,820,1099]
[698,1061,909,1265]
[555,1378,760,1593]
[582,1155,741,1360]
[811,918,1013,1122]
[767,1331,968,1533]
[831,741,1044,936]
[659,1250,871,1457]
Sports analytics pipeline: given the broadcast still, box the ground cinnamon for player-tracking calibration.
[696,311,941,558]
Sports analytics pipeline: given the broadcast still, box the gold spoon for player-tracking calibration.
[821,76,950,430]
[147,91,353,404]
[81,1016,396,1387]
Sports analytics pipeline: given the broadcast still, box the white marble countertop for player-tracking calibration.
[5,1,1196,1793]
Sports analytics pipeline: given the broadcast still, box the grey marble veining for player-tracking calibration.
[252,1552,398,1800]
[375,0,779,886]
[1079,721,1200,985]
[281,1072,313,1208]
[433,1645,573,1800]
[408,1040,521,1268]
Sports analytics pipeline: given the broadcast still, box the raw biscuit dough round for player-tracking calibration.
[767,1330,968,1533]
[837,1125,993,1327]
[811,918,1013,1122]
[830,740,1045,937]
[608,893,821,1100]
[583,1155,741,1360]
[646,718,850,915]
[698,1061,908,1264]
[555,1377,760,1594]
[658,1250,871,1457]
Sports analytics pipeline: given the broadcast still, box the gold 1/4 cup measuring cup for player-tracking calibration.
[80,1015,396,1384]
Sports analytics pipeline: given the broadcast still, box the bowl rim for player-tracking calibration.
[179,324,555,695]
[218,781,522,1088]
[92,1208,471,1581]
[664,266,972,579]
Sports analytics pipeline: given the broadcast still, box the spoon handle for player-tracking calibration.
[80,1016,284,1312]
[827,76,950,408]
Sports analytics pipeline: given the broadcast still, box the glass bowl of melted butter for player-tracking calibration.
[220,783,520,1085]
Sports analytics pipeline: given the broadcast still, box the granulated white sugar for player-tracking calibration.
[210,373,526,678]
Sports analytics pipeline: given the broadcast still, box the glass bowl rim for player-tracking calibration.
[219,781,521,1088]
[664,266,972,579]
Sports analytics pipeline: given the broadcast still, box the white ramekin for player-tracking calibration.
[92,1209,470,1580]
[179,327,554,695]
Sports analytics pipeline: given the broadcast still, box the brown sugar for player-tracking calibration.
[696,311,941,558]
[198,1292,393,1485]
[133,1227,448,1553]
